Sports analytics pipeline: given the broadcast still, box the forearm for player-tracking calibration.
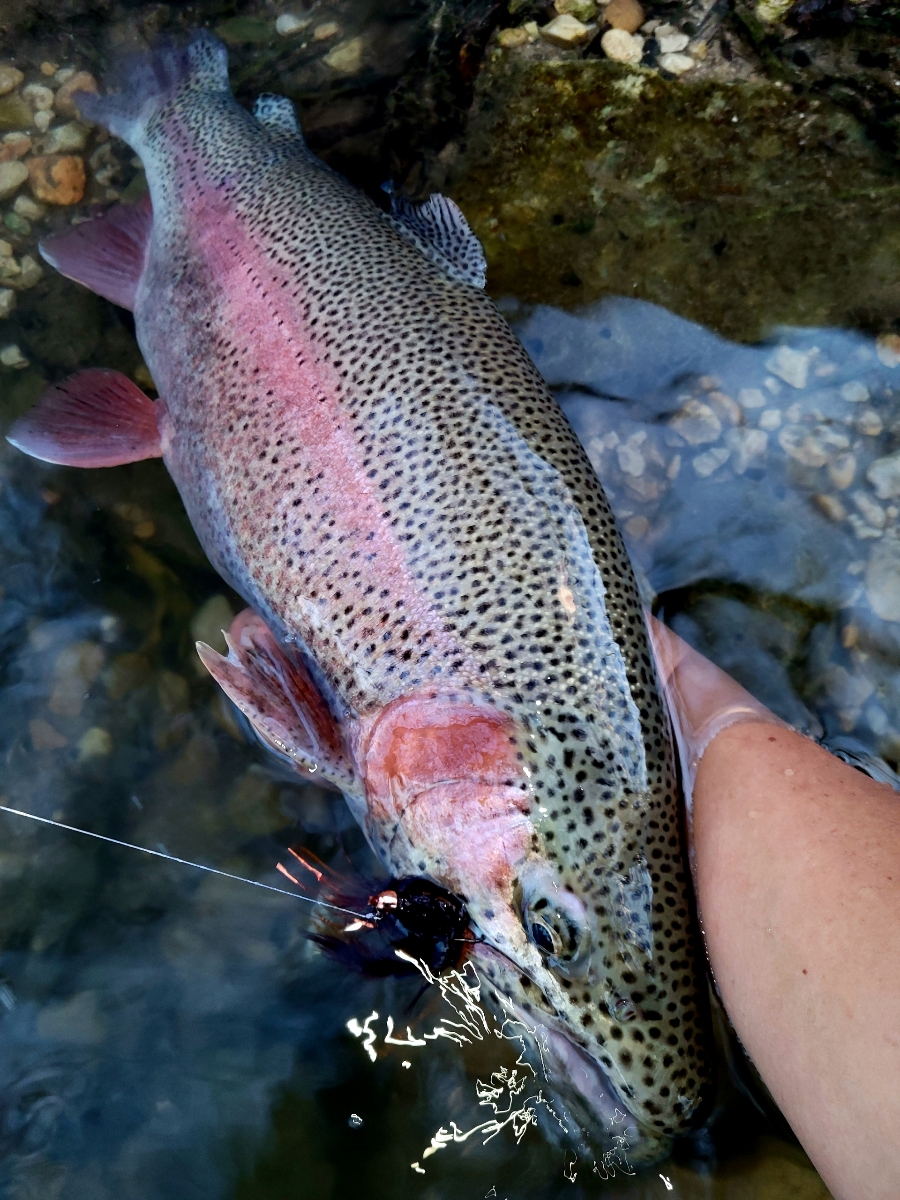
[693,722,900,1200]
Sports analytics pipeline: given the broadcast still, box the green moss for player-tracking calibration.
[450,57,900,341]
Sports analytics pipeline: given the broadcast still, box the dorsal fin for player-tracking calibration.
[387,191,487,289]
[254,93,304,139]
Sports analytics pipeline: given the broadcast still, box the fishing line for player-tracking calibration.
[0,804,368,920]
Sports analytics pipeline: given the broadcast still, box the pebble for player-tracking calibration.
[78,727,113,760]
[40,62,58,77]
[726,426,767,474]
[658,52,695,74]
[0,93,33,131]
[692,446,729,477]
[54,67,76,85]
[54,71,98,119]
[323,38,364,73]
[27,154,86,204]
[0,159,27,199]
[767,345,810,389]
[41,121,89,154]
[313,21,340,41]
[190,595,235,655]
[840,380,869,404]
[657,30,689,53]
[828,452,856,490]
[866,533,900,621]
[556,0,598,18]
[778,426,832,468]
[29,717,67,751]
[13,192,44,219]
[624,514,649,538]
[498,27,530,48]
[707,390,741,425]
[49,640,105,717]
[0,67,24,97]
[670,398,721,444]
[0,131,31,162]
[765,375,781,394]
[13,254,42,289]
[542,14,595,46]
[617,437,646,476]
[758,408,781,431]
[0,287,14,318]
[876,333,900,369]
[33,110,52,133]
[855,409,883,437]
[0,343,27,368]
[867,452,900,500]
[814,493,846,522]
[756,0,793,21]
[275,13,309,36]
[3,211,29,236]
[739,387,766,409]
[850,514,882,540]
[22,83,53,112]
[605,0,645,33]
[852,491,886,529]
[601,29,644,62]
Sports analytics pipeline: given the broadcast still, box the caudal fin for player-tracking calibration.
[75,29,230,143]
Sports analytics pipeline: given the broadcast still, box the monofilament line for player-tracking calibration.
[0,804,367,920]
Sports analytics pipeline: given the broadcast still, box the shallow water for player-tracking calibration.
[3,0,900,1195]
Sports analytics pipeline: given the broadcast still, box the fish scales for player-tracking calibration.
[14,34,712,1150]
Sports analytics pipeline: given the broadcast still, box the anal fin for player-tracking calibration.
[198,609,359,796]
[7,369,163,467]
[39,195,152,311]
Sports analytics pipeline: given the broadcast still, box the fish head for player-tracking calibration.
[356,690,712,1152]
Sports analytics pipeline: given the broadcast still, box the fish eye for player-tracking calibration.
[529,917,560,957]
[520,884,592,975]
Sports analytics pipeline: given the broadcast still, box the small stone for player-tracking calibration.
[13,192,43,219]
[601,28,644,62]
[0,159,27,199]
[29,717,67,750]
[852,491,886,529]
[78,726,113,760]
[0,254,18,282]
[698,374,720,390]
[0,67,24,97]
[876,333,900,369]
[0,132,31,162]
[756,0,792,20]
[0,343,28,368]
[54,71,98,119]
[785,402,802,422]
[658,52,695,74]
[738,388,765,410]
[866,534,900,621]
[313,21,340,40]
[767,345,810,389]
[840,380,869,404]
[726,426,767,474]
[813,494,846,522]
[275,13,310,36]
[779,424,847,468]
[867,452,900,500]
[0,238,12,257]
[605,0,644,33]
[617,438,646,477]
[828,453,856,490]
[765,376,781,394]
[692,40,708,59]
[670,399,721,445]
[323,37,364,73]
[667,454,681,479]
[12,254,42,289]
[498,26,530,48]
[657,29,689,53]
[543,14,594,46]
[40,62,58,77]
[707,390,741,425]
[0,287,15,318]
[27,154,85,204]
[22,83,53,113]
[759,408,781,431]
[33,110,51,133]
[49,641,105,717]
[54,67,76,85]
[849,514,882,540]
[191,594,235,655]
[41,121,89,154]
[856,409,883,437]
[555,0,598,18]
[692,446,729,477]
[3,212,29,236]
[624,515,649,538]
[0,94,34,132]
[841,623,859,648]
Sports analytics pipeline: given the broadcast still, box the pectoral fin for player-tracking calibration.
[198,609,359,795]
[7,369,163,467]
[39,194,152,311]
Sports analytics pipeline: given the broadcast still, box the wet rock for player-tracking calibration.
[605,0,645,33]
[78,727,113,760]
[828,453,856,490]
[0,344,28,368]
[601,29,644,62]
[778,425,847,468]
[852,491,886,529]
[27,154,85,204]
[323,38,365,74]
[3,211,29,236]
[48,640,105,718]
[670,398,721,444]
[0,287,14,318]
[54,71,98,119]
[617,433,646,476]
[726,426,767,474]
[822,663,874,728]
[10,254,42,290]
[498,27,530,48]
[41,121,89,155]
[739,387,766,409]
[866,534,900,621]
[813,493,846,522]
[29,717,67,750]
[33,109,51,133]
[656,27,690,53]
[0,131,31,161]
[759,408,781,431]
[275,13,310,37]
[658,53,695,75]
[867,452,900,500]
[190,594,234,656]
[692,445,729,477]
[37,990,106,1044]
[876,334,900,369]
[707,390,741,425]
[22,83,53,113]
[0,159,27,199]
[624,514,649,537]
[313,21,340,41]
[0,67,24,97]
[542,14,594,47]
[840,380,869,404]
[855,409,883,437]
[0,93,33,131]
[14,193,44,219]
[767,345,810,389]
[556,0,599,18]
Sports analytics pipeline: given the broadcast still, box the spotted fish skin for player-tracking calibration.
[48,34,711,1144]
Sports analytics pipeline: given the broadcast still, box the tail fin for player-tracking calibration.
[75,30,229,143]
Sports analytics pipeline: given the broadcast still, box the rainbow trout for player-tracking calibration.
[9,32,712,1155]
